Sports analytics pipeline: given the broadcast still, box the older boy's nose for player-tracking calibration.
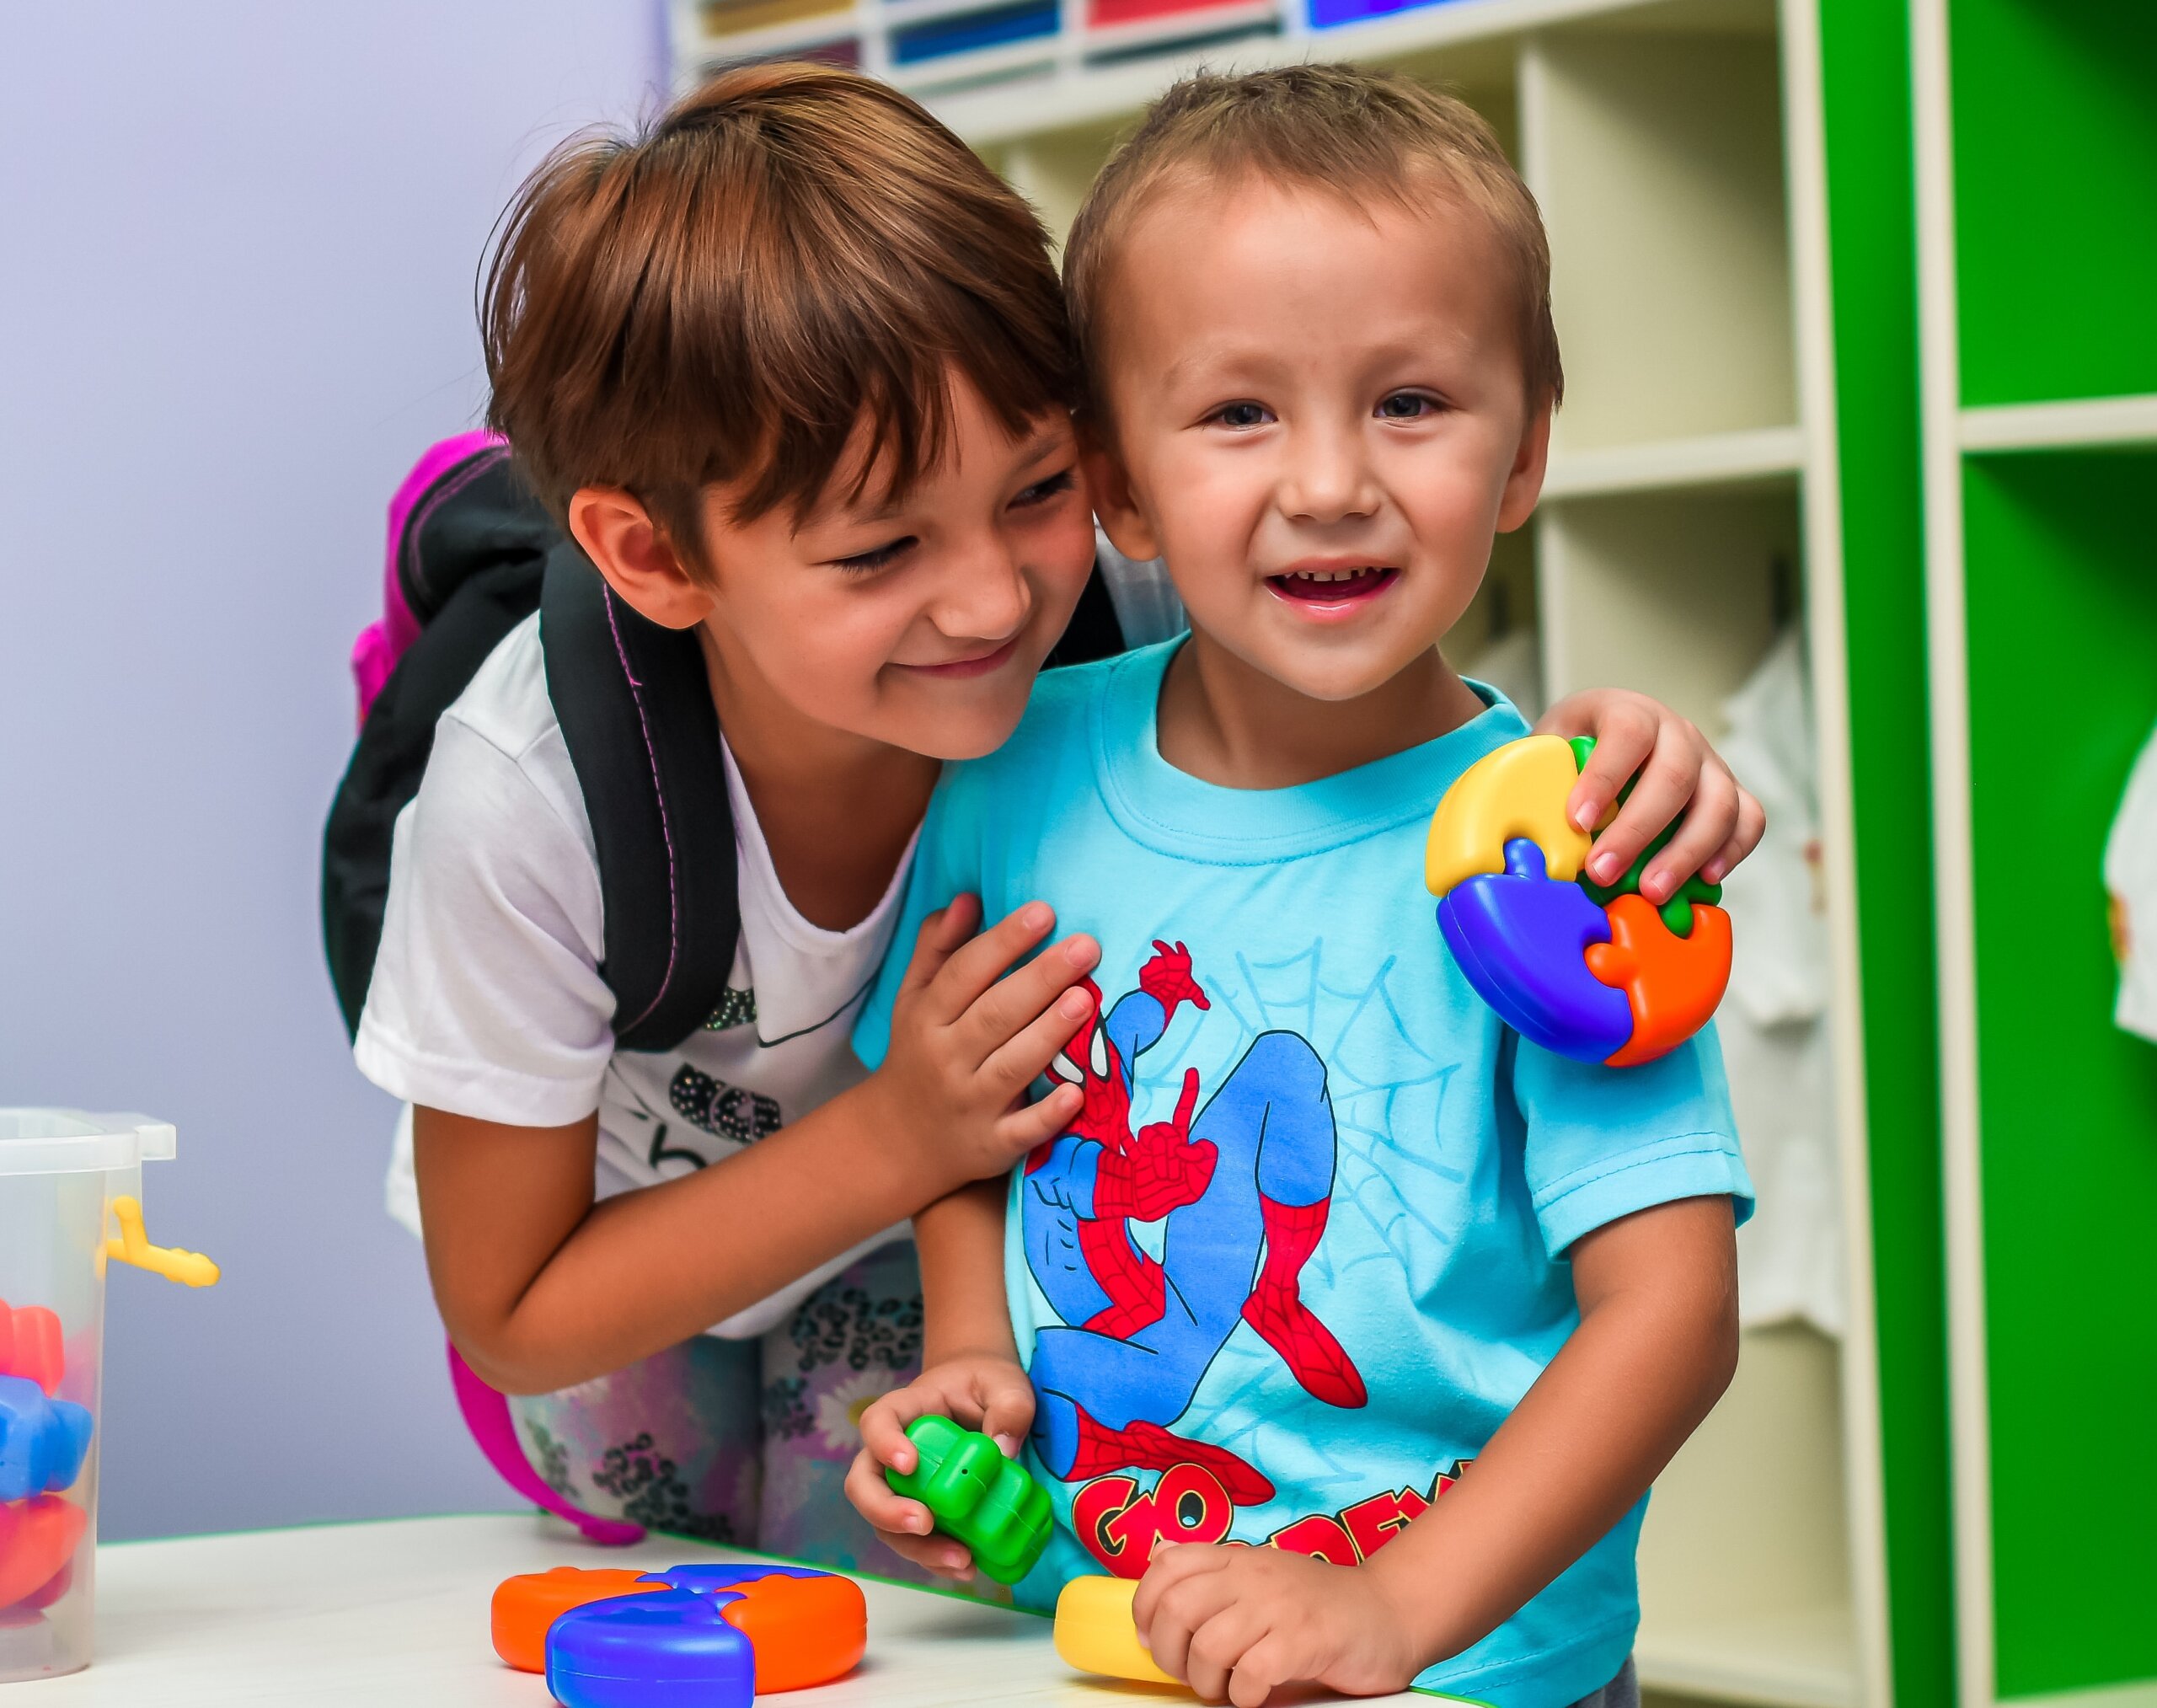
[931,531,1031,640]
[1280,426,1378,523]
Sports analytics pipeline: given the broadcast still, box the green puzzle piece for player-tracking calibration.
[1567,737,1722,936]
[884,1414,1052,1585]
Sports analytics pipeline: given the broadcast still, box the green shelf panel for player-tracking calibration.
[1951,1,2157,407]
[1963,446,2157,1697]
[1819,2,1957,1703]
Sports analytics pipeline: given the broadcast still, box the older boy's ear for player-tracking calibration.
[565,487,715,630]
[1079,441,1162,565]
[1496,394,1555,534]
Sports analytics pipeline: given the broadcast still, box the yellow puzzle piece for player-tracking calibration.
[1423,734,1592,897]
[105,1197,221,1288]
[1053,1575,1180,1686]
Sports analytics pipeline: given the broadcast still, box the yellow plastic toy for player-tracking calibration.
[1422,733,1593,897]
[1053,1574,1179,1687]
[104,1197,220,1288]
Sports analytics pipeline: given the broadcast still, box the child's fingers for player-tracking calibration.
[843,1447,937,1535]
[977,1379,1037,1459]
[858,1392,928,1474]
[989,1084,1083,1167]
[1638,761,1738,901]
[1564,699,1661,835]
[896,895,982,1000]
[1184,1604,1267,1705]
[1227,1634,1295,1708]
[877,1524,977,1580]
[1584,737,1699,888]
[1137,1549,1239,1683]
[981,984,1095,1099]
[1699,788,1766,885]
[922,902,1062,1025]
[958,933,1100,1063]
[1132,1541,1229,1634]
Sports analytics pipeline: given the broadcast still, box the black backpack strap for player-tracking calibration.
[322,447,558,1041]
[541,549,742,1052]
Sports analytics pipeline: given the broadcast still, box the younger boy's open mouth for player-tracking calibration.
[1266,564,1399,608]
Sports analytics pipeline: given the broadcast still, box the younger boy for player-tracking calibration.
[849,65,1751,1707]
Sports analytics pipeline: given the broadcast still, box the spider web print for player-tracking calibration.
[1120,937,1465,1503]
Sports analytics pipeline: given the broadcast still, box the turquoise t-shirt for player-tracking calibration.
[856,642,1751,1708]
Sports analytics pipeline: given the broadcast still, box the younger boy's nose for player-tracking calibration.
[1278,425,1379,525]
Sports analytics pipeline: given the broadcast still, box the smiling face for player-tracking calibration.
[692,375,1098,760]
[1087,174,1550,704]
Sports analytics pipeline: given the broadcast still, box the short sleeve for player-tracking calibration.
[853,772,982,1070]
[354,714,617,1126]
[1512,1021,1753,1258]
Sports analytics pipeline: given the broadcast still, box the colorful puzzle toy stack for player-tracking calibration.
[1424,735,1733,1065]
[493,1561,866,1707]
[0,1303,92,1615]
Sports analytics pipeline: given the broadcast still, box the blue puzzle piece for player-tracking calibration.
[546,1564,832,1708]
[1437,838,1634,1063]
[0,1373,94,1502]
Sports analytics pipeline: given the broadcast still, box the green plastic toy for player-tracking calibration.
[882,1414,1052,1584]
[1567,736,1724,935]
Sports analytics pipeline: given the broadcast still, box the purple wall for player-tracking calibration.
[0,3,666,1539]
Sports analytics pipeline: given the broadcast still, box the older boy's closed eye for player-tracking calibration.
[849,64,1752,1708]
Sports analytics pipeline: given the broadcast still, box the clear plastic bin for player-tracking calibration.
[0,1111,183,1684]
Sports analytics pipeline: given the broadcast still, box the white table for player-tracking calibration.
[26,1513,1426,1704]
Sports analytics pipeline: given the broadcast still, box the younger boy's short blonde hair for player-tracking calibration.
[1063,63,1563,411]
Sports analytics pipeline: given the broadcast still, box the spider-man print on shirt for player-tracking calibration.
[1022,940,1367,1544]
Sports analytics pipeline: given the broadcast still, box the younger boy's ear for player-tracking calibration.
[1496,394,1555,534]
[566,487,715,630]
[1080,440,1163,566]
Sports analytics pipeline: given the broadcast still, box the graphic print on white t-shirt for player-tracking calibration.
[358,614,912,1337]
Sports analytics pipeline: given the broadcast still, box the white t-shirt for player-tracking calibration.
[355,613,914,1338]
[2105,722,2157,1042]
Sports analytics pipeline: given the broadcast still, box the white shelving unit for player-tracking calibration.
[1956,392,2157,454]
[672,4,1891,1704]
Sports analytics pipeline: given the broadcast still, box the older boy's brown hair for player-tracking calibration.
[1064,63,1563,411]
[484,62,1079,574]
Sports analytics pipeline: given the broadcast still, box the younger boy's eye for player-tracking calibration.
[1212,401,1274,431]
[1377,392,1442,420]
[831,536,915,574]
[1011,468,1075,508]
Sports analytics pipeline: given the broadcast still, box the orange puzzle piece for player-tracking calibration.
[491,1567,666,1672]
[1585,897,1732,1068]
[705,1570,868,1692]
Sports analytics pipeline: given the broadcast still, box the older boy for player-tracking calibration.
[850,65,1751,1707]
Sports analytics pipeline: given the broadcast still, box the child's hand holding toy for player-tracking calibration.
[1132,1542,1424,1706]
[846,1366,1038,1580]
[1536,688,1764,902]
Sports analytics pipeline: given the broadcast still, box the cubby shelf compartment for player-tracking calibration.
[1637,1325,1860,1708]
[1537,485,1796,735]
[1521,23,1794,454]
[1542,425,1804,501]
[1958,394,2157,456]
[922,0,1708,146]
[671,0,867,78]
[1636,1605,1860,1708]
